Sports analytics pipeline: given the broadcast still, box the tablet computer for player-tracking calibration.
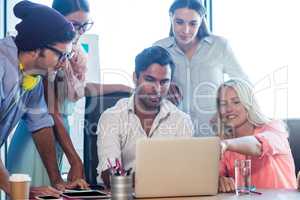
[35,195,62,200]
[62,190,110,199]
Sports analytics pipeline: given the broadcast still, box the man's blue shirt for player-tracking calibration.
[0,37,54,146]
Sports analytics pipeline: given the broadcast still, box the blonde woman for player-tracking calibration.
[216,79,296,192]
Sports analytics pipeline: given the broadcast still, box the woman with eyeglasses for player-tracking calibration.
[8,0,131,187]
[154,0,249,136]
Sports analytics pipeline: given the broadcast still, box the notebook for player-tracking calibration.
[134,137,220,198]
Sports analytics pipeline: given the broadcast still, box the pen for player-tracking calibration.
[249,186,262,195]
[250,190,262,195]
[107,158,117,174]
[116,158,126,176]
[126,168,133,176]
[107,158,113,169]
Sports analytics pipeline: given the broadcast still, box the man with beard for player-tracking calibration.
[0,1,88,198]
[97,46,194,187]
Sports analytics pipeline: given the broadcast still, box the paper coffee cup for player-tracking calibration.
[9,174,31,200]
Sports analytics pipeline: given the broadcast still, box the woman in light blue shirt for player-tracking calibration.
[154,0,249,136]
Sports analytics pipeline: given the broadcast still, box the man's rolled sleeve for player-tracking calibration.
[96,112,122,174]
[24,112,54,132]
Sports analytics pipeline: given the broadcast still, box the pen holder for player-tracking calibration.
[110,174,133,200]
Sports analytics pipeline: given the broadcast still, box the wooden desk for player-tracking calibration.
[134,189,300,200]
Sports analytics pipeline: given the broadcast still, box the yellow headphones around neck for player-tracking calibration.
[19,63,41,91]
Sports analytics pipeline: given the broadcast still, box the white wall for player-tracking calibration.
[87,0,173,86]
[6,0,50,34]
[213,0,300,119]
[6,0,21,34]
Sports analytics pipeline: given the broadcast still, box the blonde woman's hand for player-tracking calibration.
[220,140,228,158]
[218,176,235,193]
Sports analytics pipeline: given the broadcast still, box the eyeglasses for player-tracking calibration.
[44,45,74,62]
[72,21,94,33]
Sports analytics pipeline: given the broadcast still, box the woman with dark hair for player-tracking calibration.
[154,0,249,136]
[52,0,92,44]
[8,0,131,187]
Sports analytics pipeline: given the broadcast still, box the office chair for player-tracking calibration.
[83,92,130,185]
[285,118,300,174]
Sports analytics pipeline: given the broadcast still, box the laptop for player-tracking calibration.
[134,137,220,198]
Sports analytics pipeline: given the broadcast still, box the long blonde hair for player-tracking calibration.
[216,79,271,138]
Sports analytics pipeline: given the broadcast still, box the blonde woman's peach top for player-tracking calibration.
[219,120,297,189]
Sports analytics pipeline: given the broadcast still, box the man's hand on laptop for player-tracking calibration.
[218,176,235,193]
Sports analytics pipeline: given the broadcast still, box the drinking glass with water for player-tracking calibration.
[235,159,251,195]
